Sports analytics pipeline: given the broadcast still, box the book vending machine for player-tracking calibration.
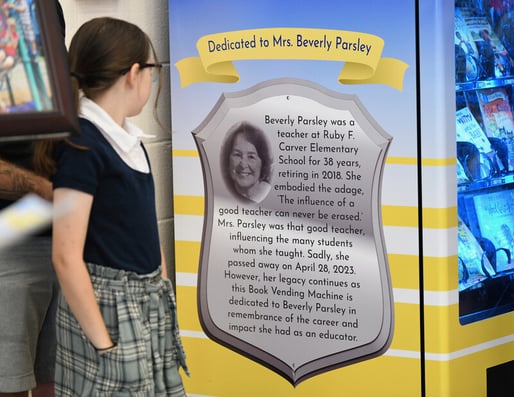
[169,0,514,395]
[455,0,514,325]
[454,1,514,394]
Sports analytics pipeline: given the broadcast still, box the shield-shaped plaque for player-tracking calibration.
[193,78,393,385]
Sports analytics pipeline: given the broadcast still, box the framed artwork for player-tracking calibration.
[0,0,78,141]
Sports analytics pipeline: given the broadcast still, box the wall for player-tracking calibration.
[58,0,175,272]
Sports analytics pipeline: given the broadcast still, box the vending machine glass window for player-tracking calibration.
[456,0,514,324]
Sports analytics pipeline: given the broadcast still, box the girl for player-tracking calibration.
[52,17,187,396]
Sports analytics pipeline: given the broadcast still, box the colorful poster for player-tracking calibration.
[0,0,53,113]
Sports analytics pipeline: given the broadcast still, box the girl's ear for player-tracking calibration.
[125,63,140,87]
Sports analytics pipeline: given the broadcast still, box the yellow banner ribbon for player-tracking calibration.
[175,28,409,91]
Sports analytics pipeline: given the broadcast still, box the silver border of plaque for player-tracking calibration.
[193,78,394,385]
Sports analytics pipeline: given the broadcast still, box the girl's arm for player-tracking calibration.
[52,188,113,350]
[161,246,168,278]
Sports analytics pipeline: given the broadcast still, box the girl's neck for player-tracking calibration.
[91,85,127,127]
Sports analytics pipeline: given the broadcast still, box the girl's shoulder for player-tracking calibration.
[67,118,108,147]
[56,118,109,160]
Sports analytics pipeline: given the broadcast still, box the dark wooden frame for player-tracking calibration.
[0,0,78,141]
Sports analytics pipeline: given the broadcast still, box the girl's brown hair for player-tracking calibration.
[34,18,163,177]
[32,140,57,178]
[67,17,161,109]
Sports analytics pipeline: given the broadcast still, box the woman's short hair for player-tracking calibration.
[220,121,273,190]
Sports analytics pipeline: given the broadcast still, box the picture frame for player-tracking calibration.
[0,0,78,141]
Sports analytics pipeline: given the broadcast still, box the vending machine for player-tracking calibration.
[169,1,514,395]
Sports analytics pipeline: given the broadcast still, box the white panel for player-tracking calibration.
[172,157,205,196]
[381,164,418,207]
[423,227,457,257]
[177,272,198,287]
[174,215,204,241]
[383,226,419,256]
[422,164,457,208]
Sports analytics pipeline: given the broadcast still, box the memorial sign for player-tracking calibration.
[194,78,394,385]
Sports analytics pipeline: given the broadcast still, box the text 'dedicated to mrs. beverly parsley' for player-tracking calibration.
[193,79,393,385]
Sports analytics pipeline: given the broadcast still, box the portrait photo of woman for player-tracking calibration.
[220,121,273,203]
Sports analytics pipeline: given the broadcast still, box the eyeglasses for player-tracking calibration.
[119,62,163,82]
[140,63,163,83]
[140,63,162,71]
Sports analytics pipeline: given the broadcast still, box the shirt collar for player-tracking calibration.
[79,96,155,153]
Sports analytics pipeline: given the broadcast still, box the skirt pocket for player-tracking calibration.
[95,290,151,395]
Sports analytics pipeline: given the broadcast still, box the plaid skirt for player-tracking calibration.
[55,263,188,397]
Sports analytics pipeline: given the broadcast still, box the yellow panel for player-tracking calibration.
[424,304,514,353]
[171,153,449,167]
[422,157,456,166]
[174,240,201,273]
[388,254,420,289]
[423,255,458,291]
[173,149,199,157]
[173,196,425,229]
[390,302,421,350]
[382,205,418,227]
[172,195,458,234]
[174,195,204,216]
[425,343,514,397]
[175,248,422,290]
[180,336,422,397]
[175,243,424,291]
[385,156,418,165]
[177,286,201,331]
[422,207,457,229]
[177,285,422,351]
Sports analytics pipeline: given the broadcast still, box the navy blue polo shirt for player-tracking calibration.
[53,118,161,274]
